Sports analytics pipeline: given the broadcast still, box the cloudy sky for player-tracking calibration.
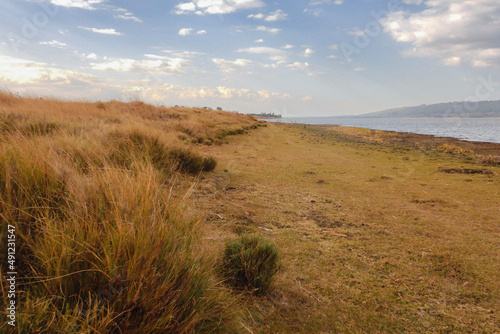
[1,0,499,116]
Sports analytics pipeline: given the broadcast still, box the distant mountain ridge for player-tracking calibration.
[360,100,500,118]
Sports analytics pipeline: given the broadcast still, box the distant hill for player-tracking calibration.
[360,100,500,118]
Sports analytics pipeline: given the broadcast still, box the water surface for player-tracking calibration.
[268,117,500,144]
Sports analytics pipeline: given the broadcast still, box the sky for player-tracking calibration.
[0,0,500,116]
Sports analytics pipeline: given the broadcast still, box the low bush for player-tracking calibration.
[222,234,279,295]
[202,156,217,172]
[169,147,217,174]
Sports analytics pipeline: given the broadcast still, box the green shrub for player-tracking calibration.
[222,234,279,295]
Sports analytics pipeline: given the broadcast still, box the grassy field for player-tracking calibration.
[192,123,500,333]
[1,93,499,333]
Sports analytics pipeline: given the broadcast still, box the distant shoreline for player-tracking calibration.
[265,117,500,144]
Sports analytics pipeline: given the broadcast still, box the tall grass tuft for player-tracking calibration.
[222,234,279,295]
[169,147,217,174]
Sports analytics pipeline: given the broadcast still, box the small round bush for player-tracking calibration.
[222,234,279,295]
[202,157,217,172]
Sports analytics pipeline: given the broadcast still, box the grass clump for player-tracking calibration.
[169,147,217,174]
[202,156,217,172]
[480,155,500,166]
[95,101,106,110]
[222,234,279,295]
[437,143,475,156]
[25,121,60,136]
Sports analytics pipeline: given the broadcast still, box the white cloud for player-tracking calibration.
[248,9,288,22]
[302,95,313,102]
[282,44,294,49]
[303,8,324,16]
[114,13,142,22]
[78,26,123,35]
[178,28,194,36]
[326,55,337,59]
[197,30,207,35]
[131,83,287,102]
[443,56,461,66]
[0,55,93,85]
[161,49,205,58]
[255,39,264,43]
[309,0,343,5]
[381,0,500,68]
[175,2,196,13]
[236,46,283,55]
[255,26,281,34]
[174,0,265,15]
[329,44,339,50]
[236,46,287,62]
[43,1,142,25]
[213,58,252,73]
[39,40,67,48]
[49,0,103,10]
[303,48,315,57]
[248,12,264,19]
[287,62,309,70]
[90,57,189,74]
[354,67,365,72]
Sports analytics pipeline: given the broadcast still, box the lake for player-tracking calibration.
[267,117,500,144]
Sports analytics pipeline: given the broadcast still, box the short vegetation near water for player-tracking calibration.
[0,92,272,333]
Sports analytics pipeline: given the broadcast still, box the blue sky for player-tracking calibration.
[1,0,499,116]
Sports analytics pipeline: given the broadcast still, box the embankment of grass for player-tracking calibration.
[0,92,263,333]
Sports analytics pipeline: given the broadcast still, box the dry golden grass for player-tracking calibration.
[0,92,261,333]
[437,143,475,156]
